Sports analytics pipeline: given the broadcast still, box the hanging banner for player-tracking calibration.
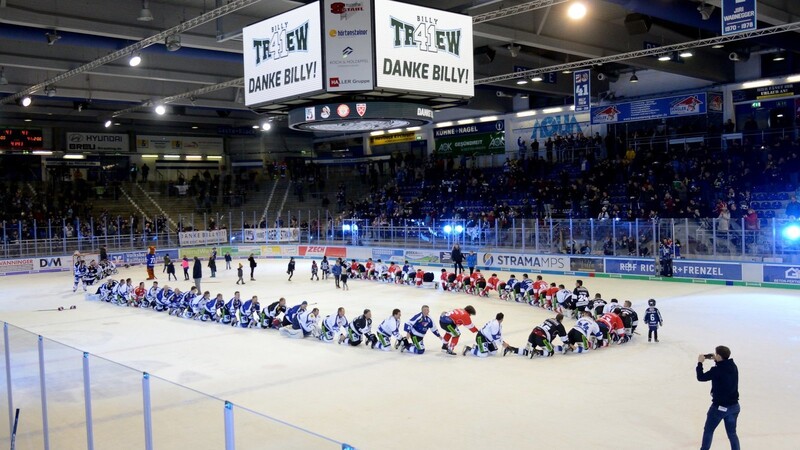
[722,0,757,35]
[243,2,324,106]
[369,131,419,146]
[591,93,707,125]
[573,69,591,113]
[373,0,473,98]
[136,135,223,153]
[178,230,228,246]
[323,0,375,91]
[433,120,505,156]
[243,228,300,242]
[66,133,129,152]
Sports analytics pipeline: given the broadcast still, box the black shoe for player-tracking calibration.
[441,343,448,351]
[503,346,514,357]
[462,346,471,356]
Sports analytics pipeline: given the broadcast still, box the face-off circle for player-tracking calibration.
[289,102,434,132]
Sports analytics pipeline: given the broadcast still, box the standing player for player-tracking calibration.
[332,260,342,288]
[347,309,375,347]
[310,261,320,281]
[504,314,568,358]
[320,256,330,280]
[439,305,478,355]
[399,305,442,355]
[320,307,348,343]
[463,313,506,358]
[644,299,663,342]
[565,311,603,353]
[287,257,296,281]
[374,309,402,351]
[73,257,86,292]
[261,297,287,329]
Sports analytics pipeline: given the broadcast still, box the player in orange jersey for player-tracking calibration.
[439,306,478,355]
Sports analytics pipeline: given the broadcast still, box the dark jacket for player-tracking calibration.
[248,256,257,268]
[208,258,216,271]
[192,258,202,279]
[451,247,463,263]
[696,358,739,407]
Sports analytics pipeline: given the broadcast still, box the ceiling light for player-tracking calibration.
[712,44,724,49]
[567,2,587,20]
[104,120,112,128]
[741,79,772,89]
[154,104,166,115]
[370,130,385,136]
[773,51,786,62]
[457,119,475,125]
[435,121,454,127]
[516,111,536,117]
[786,75,800,83]
[252,125,260,129]
[0,68,7,85]
[44,86,56,97]
[141,154,159,158]
[63,154,85,160]
[542,107,563,114]
[777,114,784,118]
[562,69,572,74]
[697,3,715,21]
[507,44,520,58]
[165,34,181,52]
[387,128,403,133]
[21,96,32,107]
[23,119,32,122]
[516,79,528,85]
[206,155,223,160]
[138,0,154,21]
[531,75,544,82]
[32,151,53,156]
[129,53,142,67]
[185,155,202,160]
[658,54,672,62]
[46,30,61,45]
[405,127,421,131]
[629,72,639,83]
[163,154,180,159]
[679,51,693,58]
[479,116,498,122]
[191,126,199,129]
[261,122,271,131]
[114,122,121,126]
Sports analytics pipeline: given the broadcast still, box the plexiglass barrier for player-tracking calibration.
[0,323,350,450]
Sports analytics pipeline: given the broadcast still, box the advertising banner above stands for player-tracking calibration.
[732,83,798,103]
[573,69,591,113]
[434,120,505,156]
[136,135,224,153]
[721,0,756,35]
[66,133,129,152]
[762,265,800,285]
[323,0,374,92]
[373,0,473,98]
[480,252,568,271]
[243,228,300,243]
[369,131,420,146]
[590,93,707,125]
[243,1,323,106]
[508,111,592,154]
[178,230,228,246]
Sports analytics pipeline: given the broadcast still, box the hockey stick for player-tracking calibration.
[36,305,77,312]
[10,408,20,450]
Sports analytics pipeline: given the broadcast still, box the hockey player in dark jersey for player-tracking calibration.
[504,314,568,357]
[347,309,375,346]
[261,297,287,329]
[619,300,639,337]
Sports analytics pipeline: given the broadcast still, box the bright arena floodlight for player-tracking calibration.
[443,225,453,234]
[342,224,351,232]
[454,225,464,233]
[782,224,800,241]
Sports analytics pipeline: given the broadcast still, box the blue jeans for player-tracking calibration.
[700,403,740,450]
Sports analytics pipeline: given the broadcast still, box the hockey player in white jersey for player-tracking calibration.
[201,294,224,322]
[375,259,389,281]
[463,313,507,357]
[98,279,118,302]
[373,309,401,351]
[114,278,133,306]
[187,291,211,319]
[280,307,319,338]
[554,284,574,315]
[401,261,415,284]
[319,307,348,343]
[82,262,99,291]
[144,282,161,308]
[237,296,260,328]
[154,286,175,312]
[565,311,603,353]
[223,292,243,326]
[73,258,86,292]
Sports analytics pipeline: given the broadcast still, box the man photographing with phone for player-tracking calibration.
[697,345,740,450]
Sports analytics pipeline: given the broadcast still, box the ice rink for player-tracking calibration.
[0,259,798,449]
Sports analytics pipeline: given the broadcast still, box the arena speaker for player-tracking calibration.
[474,46,496,64]
[624,13,652,35]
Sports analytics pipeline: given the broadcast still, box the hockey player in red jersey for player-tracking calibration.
[439,306,478,355]
[439,269,450,290]
[544,283,559,310]
[532,275,549,306]
[482,273,500,297]
[414,269,425,287]
[597,308,628,346]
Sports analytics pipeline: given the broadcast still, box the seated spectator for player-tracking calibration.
[787,195,800,220]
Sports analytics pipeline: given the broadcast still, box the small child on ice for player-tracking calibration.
[236,263,245,285]
[310,261,319,281]
[643,298,663,342]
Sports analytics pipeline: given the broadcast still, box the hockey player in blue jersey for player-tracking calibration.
[399,305,442,354]
[224,292,243,326]
[201,294,223,322]
[171,286,197,316]
[154,286,174,312]
[463,313,506,357]
[282,301,308,327]
[187,291,211,319]
[644,299,663,342]
[280,307,319,338]
[564,311,603,353]
[237,296,260,328]
[517,274,534,303]
[401,261,415,284]
[374,309,401,351]
[319,307,348,343]
[500,275,518,301]
[98,278,118,302]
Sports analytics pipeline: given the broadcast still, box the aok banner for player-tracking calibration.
[243,1,324,106]
[435,132,504,156]
[373,0,473,98]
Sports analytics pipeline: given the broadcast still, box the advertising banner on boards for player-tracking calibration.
[373,0,473,98]
[243,2,324,106]
[591,93,707,125]
[434,120,505,156]
[323,0,374,91]
[243,228,300,243]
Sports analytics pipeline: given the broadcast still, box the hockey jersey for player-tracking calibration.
[349,315,372,336]
[479,319,503,345]
[404,312,441,338]
[265,301,287,318]
[440,309,478,333]
[597,313,625,336]
[377,316,401,338]
[572,317,603,340]
[324,314,349,333]
[533,318,567,342]
[643,307,662,326]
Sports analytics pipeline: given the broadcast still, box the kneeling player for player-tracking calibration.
[374,309,401,351]
[439,306,478,355]
[261,297,287,329]
[347,309,375,346]
[463,313,506,357]
[565,311,603,353]
[280,307,320,338]
[505,314,568,358]
[201,293,224,322]
[482,273,500,297]
[398,305,441,355]
[320,307,348,343]
[596,309,627,346]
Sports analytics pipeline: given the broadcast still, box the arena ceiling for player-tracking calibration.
[0,0,798,130]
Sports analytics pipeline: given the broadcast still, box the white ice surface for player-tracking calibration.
[0,260,798,449]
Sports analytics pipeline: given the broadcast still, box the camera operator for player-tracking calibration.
[696,346,740,450]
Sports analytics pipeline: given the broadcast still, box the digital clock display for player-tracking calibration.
[0,128,44,150]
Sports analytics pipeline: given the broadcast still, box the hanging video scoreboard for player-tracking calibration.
[0,128,44,150]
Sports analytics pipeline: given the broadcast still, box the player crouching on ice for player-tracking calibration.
[398,305,441,355]
[564,311,603,353]
[504,314,568,358]
[260,298,287,329]
[596,308,629,346]
[319,307,348,343]
[439,306,479,355]
[347,309,377,347]
[235,296,261,328]
[200,294,224,322]
[373,309,402,351]
[279,307,320,339]
[462,313,507,357]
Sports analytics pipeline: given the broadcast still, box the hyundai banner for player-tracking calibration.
[591,93,707,125]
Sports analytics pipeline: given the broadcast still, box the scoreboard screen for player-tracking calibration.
[0,128,44,150]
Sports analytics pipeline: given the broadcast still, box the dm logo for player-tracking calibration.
[482,253,494,266]
[39,257,62,268]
